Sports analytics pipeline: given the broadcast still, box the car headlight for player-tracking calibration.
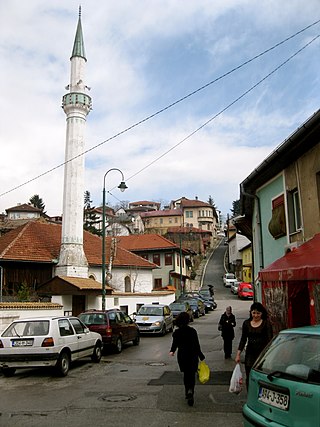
[152,321,162,327]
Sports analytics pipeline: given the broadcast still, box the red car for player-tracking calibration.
[238,282,253,299]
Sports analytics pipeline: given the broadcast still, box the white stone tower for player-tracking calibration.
[56,8,91,278]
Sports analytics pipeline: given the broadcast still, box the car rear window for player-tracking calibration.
[170,304,185,310]
[2,320,49,337]
[254,333,320,383]
[79,313,106,325]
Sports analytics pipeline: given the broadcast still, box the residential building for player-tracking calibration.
[228,232,251,280]
[238,108,320,330]
[116,234,191,295]
[239,243,252,283]
[141,209,182,235]
[0,220,175,315]
[170,197,218,235]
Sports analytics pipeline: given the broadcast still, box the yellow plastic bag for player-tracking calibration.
[198,360,210,384]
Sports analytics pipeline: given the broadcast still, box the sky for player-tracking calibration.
[0,1,319,219]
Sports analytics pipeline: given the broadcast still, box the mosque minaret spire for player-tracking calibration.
[56,7,92,277]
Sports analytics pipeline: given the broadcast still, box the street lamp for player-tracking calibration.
[102,168,127,311]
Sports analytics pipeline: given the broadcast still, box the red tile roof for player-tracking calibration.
[180,198,212,208]
[0,220,155,269]
[116,234,179,251]
[6,203,42,213]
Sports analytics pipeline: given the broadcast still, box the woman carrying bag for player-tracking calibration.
[169,312,205,406]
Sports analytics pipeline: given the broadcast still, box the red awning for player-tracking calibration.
[259,233,320,282]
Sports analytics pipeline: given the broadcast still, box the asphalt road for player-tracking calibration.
[0,243,251,427]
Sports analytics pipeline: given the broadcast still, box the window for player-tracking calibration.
[125,276,131,292]
[153,253,160,266]
[141,253,149,261]
[186,211,193,218]
[268,194,286,239]
[165,253,173,266]
[69,318,85,334]
[287,189,302,233]
[160,218,163,224]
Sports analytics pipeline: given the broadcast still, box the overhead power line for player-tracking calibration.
[0,19,319,199]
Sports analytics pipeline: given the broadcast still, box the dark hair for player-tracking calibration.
[175,312,190,327]
[249,302,268,320]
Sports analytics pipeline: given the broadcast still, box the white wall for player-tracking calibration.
[0,304,64,333]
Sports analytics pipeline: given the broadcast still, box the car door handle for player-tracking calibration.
[77,336,82,339]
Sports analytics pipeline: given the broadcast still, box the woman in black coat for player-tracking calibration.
[218,306,236,359]
[169,312,205,406]
[235,302,273,389]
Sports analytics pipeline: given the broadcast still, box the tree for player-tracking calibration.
[231,199,241,217]
[207,195,217,208]
[29,194,46,213]
[83,191,100,235]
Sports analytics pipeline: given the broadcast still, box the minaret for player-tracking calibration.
[56,7,92,278]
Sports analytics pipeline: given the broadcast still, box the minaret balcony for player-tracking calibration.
[62,92,92,111]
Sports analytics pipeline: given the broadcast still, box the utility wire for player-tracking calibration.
[123,34,320,186]
[0,19,319,199]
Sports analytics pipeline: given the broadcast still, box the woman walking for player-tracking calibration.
[169,312,205,406]
[218,306,236,359]
[235,302,273,389]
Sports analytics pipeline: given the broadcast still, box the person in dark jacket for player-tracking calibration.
[218,306,236,359]
[169,311,205,406]
[235,302,273,389]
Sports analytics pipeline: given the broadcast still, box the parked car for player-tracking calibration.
[78,309,139,353]
[169,301,194,323]
[199,288,213,299]
[243,325,320,427]
[134,304,173,335]
[231,280,241,295]
[178,296,206,318]
[0,316,102,377]
[223,273,237,287]
[238,282,254,299]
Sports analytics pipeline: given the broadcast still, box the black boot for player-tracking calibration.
[186,389,194,406]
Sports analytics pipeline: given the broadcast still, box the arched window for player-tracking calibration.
[125,276,131,293]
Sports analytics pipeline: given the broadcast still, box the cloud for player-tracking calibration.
[0,0,319,217]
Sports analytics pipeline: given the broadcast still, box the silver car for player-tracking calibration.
[134,304,174,335]
[0,316,102,377]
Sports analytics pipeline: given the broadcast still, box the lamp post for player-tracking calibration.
[102,168,127,311]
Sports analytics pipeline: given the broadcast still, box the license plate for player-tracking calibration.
[259,387,289,410]
[12,340,33,347]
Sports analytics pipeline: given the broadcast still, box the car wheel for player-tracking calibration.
[91,343,102,363]
[55,351,70,377]
[115,337,122,354]
[133,334,140,346]
[195,311,199,318]
[2,367,16,377]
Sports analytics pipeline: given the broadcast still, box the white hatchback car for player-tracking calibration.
[0,316,102,377]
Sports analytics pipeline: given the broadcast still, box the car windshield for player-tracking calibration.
[170,304,185,311]
[138,306,163,316]
[2,320,49,337]
[226,274,235,279]
[254,333,320,384]
[241,287,252,292]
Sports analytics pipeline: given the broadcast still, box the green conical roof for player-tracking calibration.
[71,9,86,60]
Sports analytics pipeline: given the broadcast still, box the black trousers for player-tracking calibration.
[183,370,196,395]
[223,337,233,357]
